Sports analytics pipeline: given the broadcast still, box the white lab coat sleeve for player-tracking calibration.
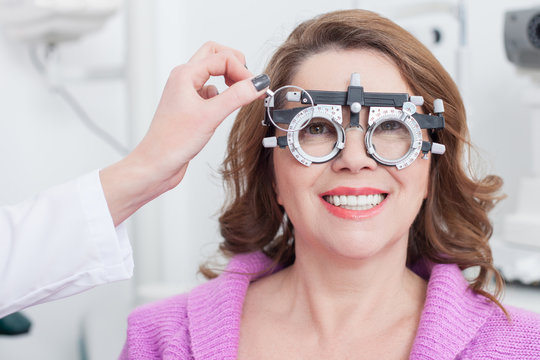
[0,170,133,318]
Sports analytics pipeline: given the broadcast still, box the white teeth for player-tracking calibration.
[358,195,367,206]
[324,194,386,210]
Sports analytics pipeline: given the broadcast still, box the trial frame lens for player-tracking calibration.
[265,85,315,133]
[365,108,424,169]
[287,105,345,165]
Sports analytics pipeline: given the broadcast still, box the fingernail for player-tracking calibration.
[251,74,270,91]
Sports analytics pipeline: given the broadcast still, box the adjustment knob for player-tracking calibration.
[410,96,424,106]
[434,99,444,113]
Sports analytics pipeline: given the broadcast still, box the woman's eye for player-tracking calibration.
[379,120,401,131]
[307,122,327,135]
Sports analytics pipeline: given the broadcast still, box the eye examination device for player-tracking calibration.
[261,73,445,169]
[496,5,540,280]
[0,0,121,43]
[504,6,540,69]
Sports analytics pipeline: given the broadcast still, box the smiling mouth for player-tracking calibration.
[322,194,388,210]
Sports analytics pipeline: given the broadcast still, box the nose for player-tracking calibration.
[331,124,378,173]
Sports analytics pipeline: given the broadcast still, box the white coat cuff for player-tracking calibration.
[78,170,134,281]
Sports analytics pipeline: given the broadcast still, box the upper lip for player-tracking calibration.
[320,186,388,197]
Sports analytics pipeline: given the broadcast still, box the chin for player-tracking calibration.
[326,237,387,261]
[319,228,409,263]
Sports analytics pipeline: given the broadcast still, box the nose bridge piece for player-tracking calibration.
[343,124,366,154]
[344,109,366,153]
[347,73,363,128]
[345,124,364,133]
[333,123,377,171]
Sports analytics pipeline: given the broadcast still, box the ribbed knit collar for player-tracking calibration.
[187,252,273,359]
[186,252,496,360]
[409,263,496,359]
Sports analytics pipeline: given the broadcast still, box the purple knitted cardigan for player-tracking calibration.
[120,252,540,359]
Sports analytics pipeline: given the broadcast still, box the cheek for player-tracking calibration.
[276,185,284,206]
[397,158,430,200]
[274,166,301,208]
[274,172,295,208]
[420,130,432,199]
[423,177,429,199]
[273,149,322,207]
[417,162,430,200]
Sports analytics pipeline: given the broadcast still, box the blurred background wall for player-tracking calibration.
[0,0,539,358]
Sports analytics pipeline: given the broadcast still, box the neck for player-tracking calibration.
[280,234,426,338]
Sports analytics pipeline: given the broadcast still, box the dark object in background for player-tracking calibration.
[0,312,31,335]
[505,7,540,68]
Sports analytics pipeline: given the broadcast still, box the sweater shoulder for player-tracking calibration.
[121,292,192,359]
[487,304,540,336]
[128,292,189,328]
[459,304,540,359]
[120,253,272,359]
[506,305,540,325]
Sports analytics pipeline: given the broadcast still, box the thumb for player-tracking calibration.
[209,74,270,119]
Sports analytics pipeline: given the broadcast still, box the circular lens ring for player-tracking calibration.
[366,118,413,165]
[265,85,315,133]
[365,111,423,169]
[287,105,345,166]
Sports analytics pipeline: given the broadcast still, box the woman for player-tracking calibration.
[121,10,540,359]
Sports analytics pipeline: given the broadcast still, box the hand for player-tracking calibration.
[100,42,269,226]
[138,41,268,183]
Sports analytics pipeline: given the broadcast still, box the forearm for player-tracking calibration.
[100,145,187,227]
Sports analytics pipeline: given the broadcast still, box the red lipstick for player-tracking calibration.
[319,187,387,220]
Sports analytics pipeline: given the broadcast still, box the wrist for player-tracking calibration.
[100,148,182,226]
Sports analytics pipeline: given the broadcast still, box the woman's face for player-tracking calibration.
[273,49,430,261]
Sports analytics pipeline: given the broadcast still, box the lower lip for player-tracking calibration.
[319,196,387,220]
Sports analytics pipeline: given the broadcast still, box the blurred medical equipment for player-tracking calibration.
[0,312,31,336]
[504,7,540,69]
[0,0,121,43]
[493,6,540,284]
[389,1,466,95]
[0,0,128,155]
[262,73,445,169]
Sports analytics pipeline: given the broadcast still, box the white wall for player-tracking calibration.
[0,0,539,359]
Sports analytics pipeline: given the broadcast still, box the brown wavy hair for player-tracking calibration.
[203,9,505,310]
